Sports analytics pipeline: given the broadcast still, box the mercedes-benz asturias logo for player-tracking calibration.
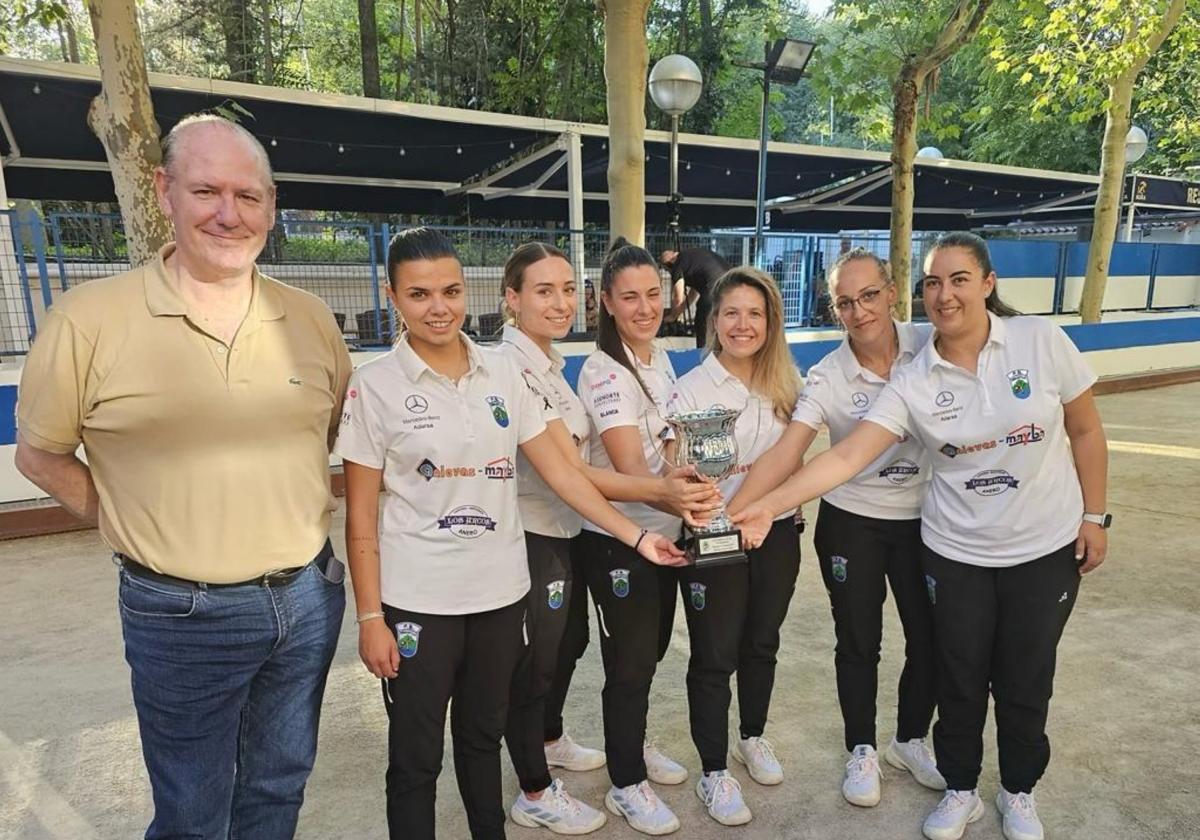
[404,394,430,414]
[851,392,869,409]
[935,390,955,408]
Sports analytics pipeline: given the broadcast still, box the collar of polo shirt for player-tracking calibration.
[700,350,741,388]
[143,243,283,322]
[394,330,486,381]
[926,311,1008,371]
[621,341,663,371]
[834,318,926,382]
[500,323,563,375]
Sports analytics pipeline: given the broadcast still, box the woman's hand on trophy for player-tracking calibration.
[731,503,773,550]
[639,532,690,567]
[661,465,723,528]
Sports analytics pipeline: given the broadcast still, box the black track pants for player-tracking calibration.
[543,535,591,743]
[579,529,677,788]
[922,542,1080,793]
[814,500,937,752]
[382,598,526,840]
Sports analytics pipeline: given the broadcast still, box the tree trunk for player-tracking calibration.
[260,0,274,85]
[444,0,456,104]
[1079,77,1132,323]
[395,0,406,99]
[358,0,381,98]
[64,12,81,63]
[217,0,259,83]
[413,0,423,98]
[84,0,171,266]
[889,62,921,322]
[598,0,652,246]
[1080,0,1186,323]
[886,0,995,320]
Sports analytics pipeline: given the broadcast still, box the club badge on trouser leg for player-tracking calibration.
[665,407,747,567]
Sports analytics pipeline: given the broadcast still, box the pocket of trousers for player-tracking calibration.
[118,572,198,618]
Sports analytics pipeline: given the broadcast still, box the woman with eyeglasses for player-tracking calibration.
[664,267,803,826]
[732,233,1108,840]
[728,249,942,809]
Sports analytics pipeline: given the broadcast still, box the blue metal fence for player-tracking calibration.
[3,209,1199,358]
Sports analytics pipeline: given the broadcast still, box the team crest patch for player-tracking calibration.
[1007,369,1031,399]
[925,575,937,605]
[396,622,422,658]
[610,569,631,598]
[547,580,565,610]
[831,555,848,583]
[486,395,510,427]
[689,582,707,611]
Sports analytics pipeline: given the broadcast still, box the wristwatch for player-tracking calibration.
[1082,512,1112,529]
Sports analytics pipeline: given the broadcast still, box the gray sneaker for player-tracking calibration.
[605,781,680,836]
[510,779,606,835]
[886,737,947,790]
[923,789,985,840]
[996,789,1044,840]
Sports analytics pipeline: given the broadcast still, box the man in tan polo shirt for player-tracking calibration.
[16,114,352,840]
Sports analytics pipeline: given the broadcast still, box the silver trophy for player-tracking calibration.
[665,407,747,567]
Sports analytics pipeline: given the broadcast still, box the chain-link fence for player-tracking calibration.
[8,210,1198,357]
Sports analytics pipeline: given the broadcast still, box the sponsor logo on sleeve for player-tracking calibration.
[689,582,707,611]
[437,506,497,537]
[396,622,422,658]
[599,408,619,418]
[1007,369,1031,399]
[610,568,631,598]
[486,395,510,428]
[589,373,619,390]
[964,469,1020,496]
[547,580,565,610]
[878,458,920,484]
[593,390,621,407]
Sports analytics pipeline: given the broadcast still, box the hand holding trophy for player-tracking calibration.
[665,407,747,566]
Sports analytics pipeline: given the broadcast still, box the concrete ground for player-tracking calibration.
[2,382,1199,840]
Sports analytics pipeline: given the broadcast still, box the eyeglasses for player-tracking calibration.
[832,287,884,315]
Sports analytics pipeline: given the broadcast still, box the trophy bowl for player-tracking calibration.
[665,407,747,567]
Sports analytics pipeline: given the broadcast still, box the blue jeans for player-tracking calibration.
[118,550,346,840]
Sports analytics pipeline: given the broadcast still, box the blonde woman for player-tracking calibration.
[666,267,802,826]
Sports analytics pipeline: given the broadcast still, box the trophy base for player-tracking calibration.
[687,529,747,567]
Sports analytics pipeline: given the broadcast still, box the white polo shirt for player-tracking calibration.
[791,320,933,521]
[498,324,591,539]
[578,345,682,538]
[866,313,1096,567]
[667,352,797,522]
[334,332,546,614]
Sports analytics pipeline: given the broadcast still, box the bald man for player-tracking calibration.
[16,114,352,840]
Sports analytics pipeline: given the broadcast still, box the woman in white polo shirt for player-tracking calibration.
[665,266,802,827]
[575,237,692,836]
[496,242,717,835]
[728,249,943,807]
[336,228,685,840]
[733,232,1109,840]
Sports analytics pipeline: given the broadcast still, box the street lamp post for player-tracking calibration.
[649,55,703,250]
[1122,125,1148,242]
[735,38,816,254]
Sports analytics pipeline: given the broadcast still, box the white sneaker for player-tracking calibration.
[643,740,688,785]
[923,789,985,840]
[996,789,1045,840]
[544,732,607,772]
[604,781,680,836]
[885,737,947,790]
[842,744,882,807]
[696,770,752,826]
[511,779,607,835]
[731,735,784,785]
